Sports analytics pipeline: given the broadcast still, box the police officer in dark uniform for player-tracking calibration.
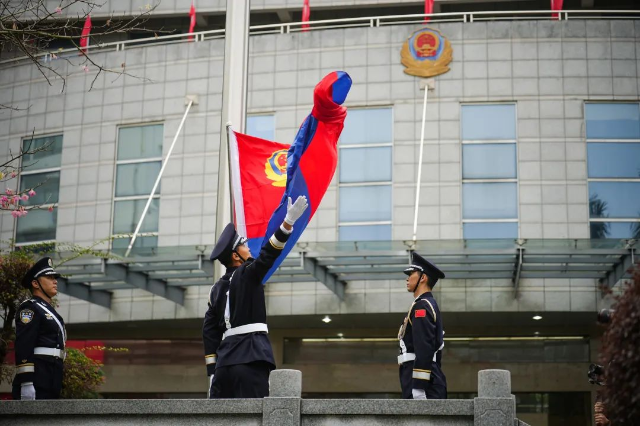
[397,252,447,400]
[203,195,308,398]
[12,257,66,400]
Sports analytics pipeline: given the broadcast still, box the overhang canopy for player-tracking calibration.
[49,238,637,308]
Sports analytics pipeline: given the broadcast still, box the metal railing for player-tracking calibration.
[1,9,639,67]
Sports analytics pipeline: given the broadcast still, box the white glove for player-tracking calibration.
[284,195,309,225]
[21,382,35,400]
[412,388,427,400]
[208,374,214,399]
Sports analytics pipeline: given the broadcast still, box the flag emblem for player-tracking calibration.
[401,27,452,78]
[265,149,288,187]
[415,309,427,318]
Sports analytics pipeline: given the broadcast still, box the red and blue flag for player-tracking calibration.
[229,71,352,283]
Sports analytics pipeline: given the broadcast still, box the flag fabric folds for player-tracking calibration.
[188,1,197,40]
[424,0,434,22]
[79,15,92,53]
[302,0,311,31]
[229,71,352,284]
[551,0,563,20]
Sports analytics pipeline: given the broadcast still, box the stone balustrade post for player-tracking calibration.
[474,369,517,426]
[263,369,302,426]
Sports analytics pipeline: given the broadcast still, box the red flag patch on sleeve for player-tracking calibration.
[415,309,427,318]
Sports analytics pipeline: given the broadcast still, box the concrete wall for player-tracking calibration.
[2,20,633,324]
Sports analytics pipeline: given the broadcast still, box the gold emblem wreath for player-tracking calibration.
[264,150,287,187]
[401,28,453,78]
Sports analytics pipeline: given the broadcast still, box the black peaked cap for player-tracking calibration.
[22,257,60,289]
[403,252,445,280]
[210,223,243,262]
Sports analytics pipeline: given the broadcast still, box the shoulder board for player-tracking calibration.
[20,298,36,306]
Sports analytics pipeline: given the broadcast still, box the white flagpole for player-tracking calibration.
[412,82,430,242]
[124,98,195,257]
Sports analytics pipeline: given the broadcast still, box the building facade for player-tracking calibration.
[1,3,639,425]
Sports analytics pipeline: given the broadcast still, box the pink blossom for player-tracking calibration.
[82,65,89,73]
[48,206,54,212]
[5,188,13,195]
[11,210,19,218]
[20,209,28,217]
[21,194,29,201]
[28,189,36,196]
[55,6,62,14]
[11,171,16,178]
[0,196,7,203]
[12,195,20,204]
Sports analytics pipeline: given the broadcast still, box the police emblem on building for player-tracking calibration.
[401,27,452,78]
[265,149,288,187]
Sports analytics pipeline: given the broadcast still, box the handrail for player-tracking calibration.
[1,9,639,67]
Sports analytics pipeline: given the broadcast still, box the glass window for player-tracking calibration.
[246,115,275,141]
[463,183,518,219]
[590,222,640,239]
[338,224,391,242]
[117,124,164,160]
[19,172,60,205]
[340,108,393,145]
[113,199,160,234]
[463,222,518,239]
[586,103,640,139]
[339,186,392,223]
[115,162,162,197]
[589,182,640,218]
[461,104,516,140]
[338,108,393,241]
[21,135,63,171]
[587,143,640,178]
[339,147,392,183]
[462,144,517,179]
[15,208,58,243]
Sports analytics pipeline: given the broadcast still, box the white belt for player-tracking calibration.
[34,347,66,360]
[222,323,268,340]
[398,352,416,364]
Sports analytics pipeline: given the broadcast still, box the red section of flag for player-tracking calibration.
[188,2,197,40]
[233,132,290,239]
[79,15,92,53]
[423,0,434,23]
[551,0,563,20]
[302,0,310,31]
[415,309,427,318]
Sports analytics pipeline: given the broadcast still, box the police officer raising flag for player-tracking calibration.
[397,253,447,400]
[203,195,309,398]
[12,257,66,400]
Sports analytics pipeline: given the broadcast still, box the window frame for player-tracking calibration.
[14,133,63,246]
[585,102,640,238]
[337,106,393,241]
[246,113,276,141]
[111,122,164,251]
[460,102,520,239]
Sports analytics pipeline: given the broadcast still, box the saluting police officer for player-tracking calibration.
[203,195,309,398]
[397,252,447,400]
[12,257,66,400]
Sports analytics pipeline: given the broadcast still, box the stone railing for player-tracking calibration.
[0,369,530,426]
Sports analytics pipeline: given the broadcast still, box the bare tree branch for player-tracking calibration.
[1,0,168,109]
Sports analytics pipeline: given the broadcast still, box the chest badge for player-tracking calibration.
[20,309,34,324]
[44,313,54,320]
